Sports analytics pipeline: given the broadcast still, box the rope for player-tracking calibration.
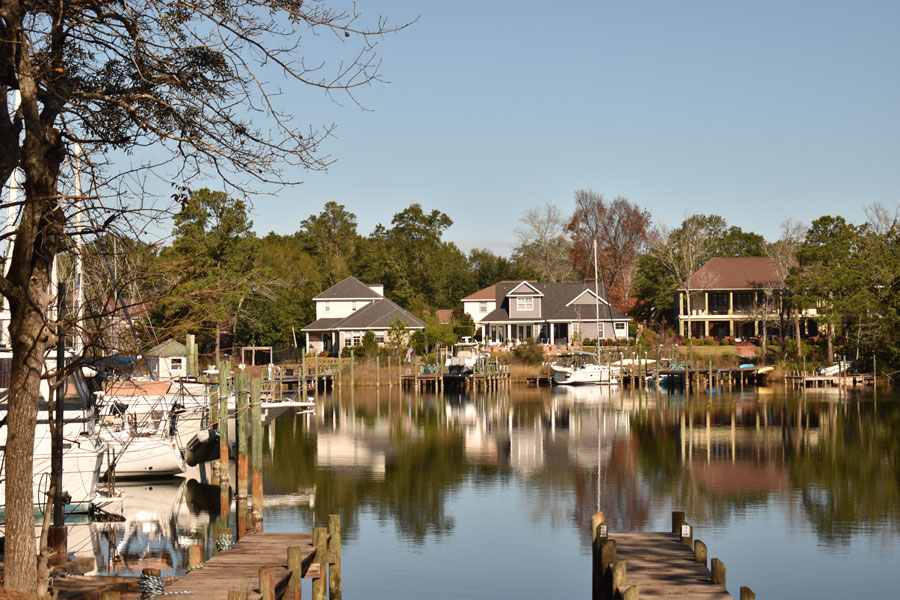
[139,574,192,598]
[185,562,205,572]
[216,532,236,551]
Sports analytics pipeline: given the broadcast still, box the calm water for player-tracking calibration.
[87,385,900,598]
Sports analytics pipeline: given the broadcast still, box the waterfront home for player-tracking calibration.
[676,256,818,339]
[463,280,630,345]
[301,276,425,354]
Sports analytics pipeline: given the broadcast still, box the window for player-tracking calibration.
[571,322,580,334]
[479,302,487,313]
[614,322,625,331]
[516,296,533,311]
[324,301,330,313]
[170,357,184,370]
[351,301,357,312]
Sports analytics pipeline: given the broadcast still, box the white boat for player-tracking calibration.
[553,363,618,385]
[445,337,484,375]
[0,351,105,511]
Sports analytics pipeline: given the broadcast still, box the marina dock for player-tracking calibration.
[592,511,755,600]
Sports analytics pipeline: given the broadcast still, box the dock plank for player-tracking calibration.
[611,532,733,599]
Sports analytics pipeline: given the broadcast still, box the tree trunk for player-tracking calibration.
[826,322,834,363]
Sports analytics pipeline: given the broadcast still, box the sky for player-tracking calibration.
[208,1,900,256]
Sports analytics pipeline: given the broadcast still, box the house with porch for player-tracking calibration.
[465,280,630,345]
[301,276,425,354]
[676,256,816,339]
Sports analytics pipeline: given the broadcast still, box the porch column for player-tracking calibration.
[704,292,708,315]
[704,320,709,337]
[305,332,310,354]
[728,292,734,315]
[550,323,555,345]
[507,323,511,342]
[729,320,734,337]
[754,320,759,336]
[332,331,336,350]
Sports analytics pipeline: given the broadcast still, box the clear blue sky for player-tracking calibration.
[243,0,899,255]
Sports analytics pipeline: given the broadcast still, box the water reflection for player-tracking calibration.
[263,386,900,555]
[86,385,900,597]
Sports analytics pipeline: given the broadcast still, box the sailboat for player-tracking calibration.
[553,240,618,386]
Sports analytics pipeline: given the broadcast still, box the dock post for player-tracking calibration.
[694,540,708,566]
[259,567,275,600]
[251,374,263,529]
[350,353,354,387]
[708,361,713,394]
[329,514,342,600]
[398,355,402,387]
[188,544,203,570]
[236,369,249,499]
[711,558,726,586]
[671,511,685,534]
[301,352,306,391]
[591,512,607,598]
[611,560,627,598]
[228,592,248,600]
[208,372,219,482]
[219,364,230,485]
[287,546,303,600]
[186,334,195,377]
[312,526,328,600]
[679,522,693,546]
[376,355,380,388]
[740,586,755,600]
[100,593,121,600]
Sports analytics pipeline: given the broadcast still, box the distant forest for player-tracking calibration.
[80,188,900,369]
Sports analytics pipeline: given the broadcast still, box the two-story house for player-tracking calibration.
[468,280,630,345]
[301,276,425,354]
[676,256,817,339]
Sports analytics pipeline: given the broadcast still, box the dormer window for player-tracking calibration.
[324,302,330,313]
[517,297,533,311]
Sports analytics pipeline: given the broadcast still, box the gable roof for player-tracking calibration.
[301,298,425,332]
[507,281,544,296]
[480,281,628,322]
[145,338,187,357]
[462,285,496,302]
[681,257,781,291]
[313,276,383,300]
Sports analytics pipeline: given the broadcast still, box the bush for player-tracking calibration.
[511,338,545,365]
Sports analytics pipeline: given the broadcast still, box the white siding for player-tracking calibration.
[315,299,373,319]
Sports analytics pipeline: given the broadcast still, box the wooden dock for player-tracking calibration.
[592,511,756,600]
[165,532,320,600]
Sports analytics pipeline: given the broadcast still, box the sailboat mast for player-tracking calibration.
[593,239,600,363]
[73,144,84,354]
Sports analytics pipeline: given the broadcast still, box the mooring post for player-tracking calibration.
[611,560,627,598]
[740,586,755,600]
[671,511,685,534]
[251,374,263,529]
[329,514,342,600]
[350,352,354,387]
[679,521,693,546]
[227,592,248,600]
[313,526,328,600]
[694,539,708,566]
[236,369,249,499]
[188,544,203,570]
[376,355,380,387]
[100,592,121,600]
[219,364,230,484]
[711,558,726,586]
[259,567,276,600]
[208,369,219,479]
[186,334,195,377]
[591,512,607,599]
[287,546,303,600]
[398,355,402,387]
[708,360,713,394]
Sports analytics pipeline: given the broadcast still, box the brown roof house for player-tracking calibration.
[463,280,630,345]
[301,276,425,354]
[676,257,817,339]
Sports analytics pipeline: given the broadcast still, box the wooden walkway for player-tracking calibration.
[166,533,319,600]
[612,532,732,599]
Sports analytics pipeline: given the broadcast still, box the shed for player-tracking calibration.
[144,338,187,380]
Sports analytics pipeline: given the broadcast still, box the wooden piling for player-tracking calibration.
[186,334,195,377]
[237,369,250,500]
[328,514,341,600]
[259,566,276,600]
[312,527,328,600]
[288,546,303,600]
[100,592,121,600]
[219,363,230,484]
[710,558,726,586]
[350,353,354,387]
[237,498,249,539]
[740,586,755,600]
[693,539,707,566]
[188,544,203,569]
[251,374,263,528]
[671,511,685,534]
[611,560,627,597]
[679,522,692,546]
[228,592,248,600]
[376,355,380,388]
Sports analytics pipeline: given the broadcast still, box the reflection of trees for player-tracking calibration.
[263,401,469,545]
[790,401,900,545]
[630,397,900,547]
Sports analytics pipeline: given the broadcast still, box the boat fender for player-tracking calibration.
[185,429,221,466]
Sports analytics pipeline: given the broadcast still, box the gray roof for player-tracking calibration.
[313,276,383,300]
[480,281,628,323]
[301,298,425,332]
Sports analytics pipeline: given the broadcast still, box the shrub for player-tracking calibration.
[511,338,545,365]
